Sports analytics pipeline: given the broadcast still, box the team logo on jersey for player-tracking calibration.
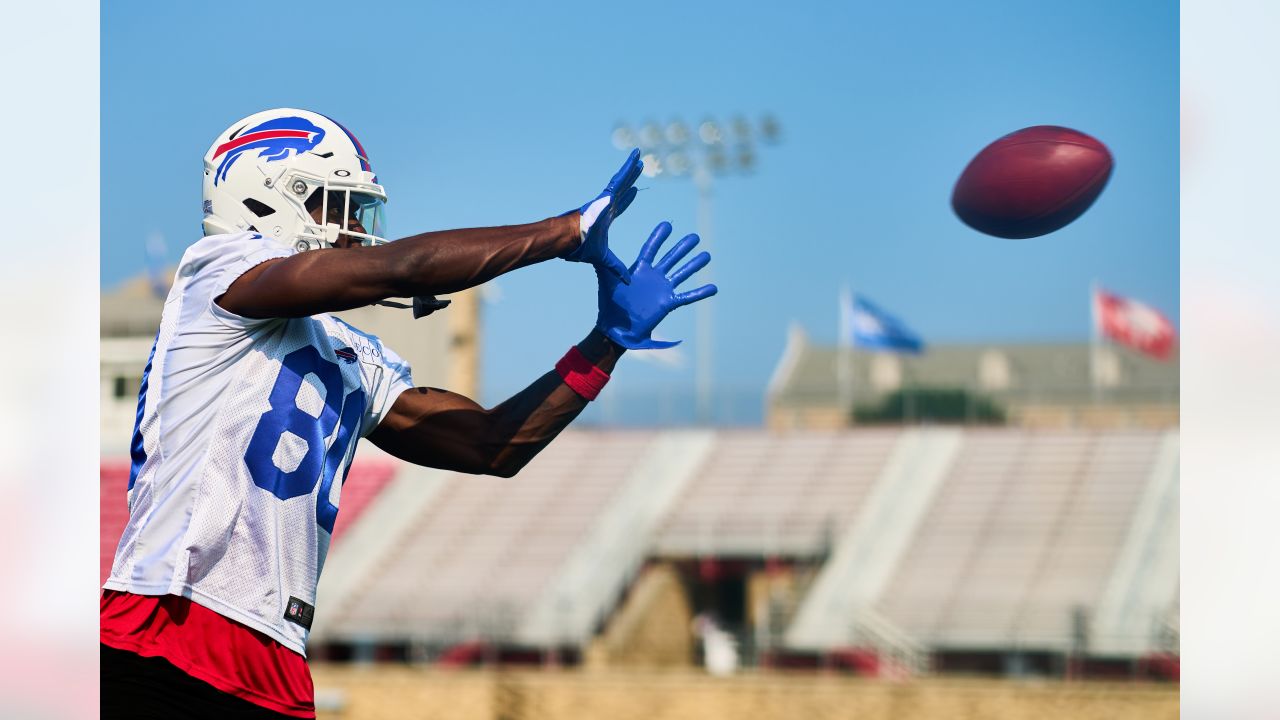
[211,116,326,186]
[335,347,358,363]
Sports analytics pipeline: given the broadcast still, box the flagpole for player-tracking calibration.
[1090,280,1100,405]
[837,284,853,426]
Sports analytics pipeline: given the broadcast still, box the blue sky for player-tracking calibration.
[102,1,1177,422]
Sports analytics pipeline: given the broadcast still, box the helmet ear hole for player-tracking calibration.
[243,198,276,217]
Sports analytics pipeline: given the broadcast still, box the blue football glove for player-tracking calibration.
[563,148,643,284]
[596,221,719,350]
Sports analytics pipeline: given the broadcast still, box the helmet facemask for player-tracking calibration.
[289,174,388,252]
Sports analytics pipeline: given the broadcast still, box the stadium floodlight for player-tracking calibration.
[760,114,782,144]
[665,121,691,147]
[706,145,728,173]
[641,152,663,178]
[640,122,664,150]
[611,124,635,151]
[665,151,691,176]
[608,114,782,424]
[698,120,723,145]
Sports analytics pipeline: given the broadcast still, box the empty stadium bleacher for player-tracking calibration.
[655,429,901,557]
[100,461,131,586]
[318,431,658,644]
[101,427,1178,677]
[873,429,1176,652]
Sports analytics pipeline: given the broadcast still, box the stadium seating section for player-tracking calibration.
[326,432,656,642]
[656,429,900,556]
[100,427,1178,676]
[878,430,1164,648]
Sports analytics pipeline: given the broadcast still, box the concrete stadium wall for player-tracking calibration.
[310,667,1177,720]
[585,563,695,668]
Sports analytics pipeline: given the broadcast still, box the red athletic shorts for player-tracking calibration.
[100,590,315,718]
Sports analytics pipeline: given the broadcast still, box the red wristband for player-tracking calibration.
[555,346,610,401]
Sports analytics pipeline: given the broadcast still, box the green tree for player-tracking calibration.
[853,387,1005,424]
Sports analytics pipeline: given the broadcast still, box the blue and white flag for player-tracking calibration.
[843,293,924,354]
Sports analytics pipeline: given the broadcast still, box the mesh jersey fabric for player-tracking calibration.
[105,232,414,655]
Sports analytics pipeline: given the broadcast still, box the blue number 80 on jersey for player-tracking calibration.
[245,346,365,534]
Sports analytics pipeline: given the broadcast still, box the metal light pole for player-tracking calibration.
[610,115,781,424]
[692,161,714,427]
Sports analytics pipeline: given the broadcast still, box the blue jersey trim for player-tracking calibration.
[127,337,158,491]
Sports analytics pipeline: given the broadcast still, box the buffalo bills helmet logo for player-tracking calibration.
[211,116,326,185]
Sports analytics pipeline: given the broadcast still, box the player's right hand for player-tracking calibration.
[562,149,643,285]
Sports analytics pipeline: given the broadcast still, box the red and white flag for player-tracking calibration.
[1093,287,1177,360]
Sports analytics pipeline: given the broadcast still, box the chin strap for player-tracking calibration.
[375,295,452,319]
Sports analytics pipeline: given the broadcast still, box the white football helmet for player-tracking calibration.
[202,108,388,252]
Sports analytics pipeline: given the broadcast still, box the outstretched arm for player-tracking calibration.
[367,219,717,478]
[367,329,623,477]
[218,150,645,319]
[220,215,580,318]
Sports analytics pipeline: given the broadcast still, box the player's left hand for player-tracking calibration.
[595,221,718,350]
[562,149,643,284]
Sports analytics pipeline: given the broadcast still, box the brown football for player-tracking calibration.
[951,125,1113,239]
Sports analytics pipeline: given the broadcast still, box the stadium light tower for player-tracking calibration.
[610,115,781,423]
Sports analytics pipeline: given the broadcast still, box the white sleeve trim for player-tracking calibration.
[208,245,293,329]
[360,355,414,438]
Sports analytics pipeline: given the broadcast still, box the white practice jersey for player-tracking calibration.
[105,232,414,655]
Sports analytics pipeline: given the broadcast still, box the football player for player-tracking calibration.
[101,108,716,719]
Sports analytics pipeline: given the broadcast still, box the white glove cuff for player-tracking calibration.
[579,196,610,244]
